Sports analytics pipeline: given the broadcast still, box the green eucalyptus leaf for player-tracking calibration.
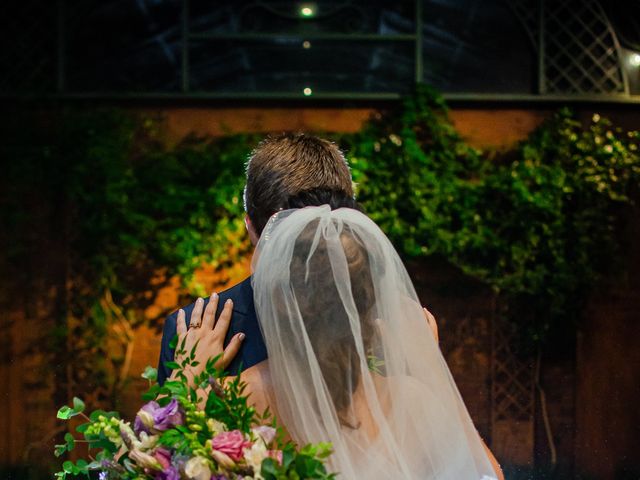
[261,457,279,478]
[54,444,67,457]
[75,459,88,473]
[57,406,76,420]
[62,461,74,473]
[76,422,89,433]
[142,383,161,401]
[164,361,180,370]
[72,397,85,414]
[142,366,158,381]
[89,409,119,421]
[64,433,75,450]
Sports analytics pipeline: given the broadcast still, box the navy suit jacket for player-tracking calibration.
[157,276,267,385]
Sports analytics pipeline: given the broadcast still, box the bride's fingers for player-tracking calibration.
[213,299,234,340]
[221,332,245,369]
[423,307,438,343]
[176,309,187,336]
[191,297,205,328]
[201,292,218,330]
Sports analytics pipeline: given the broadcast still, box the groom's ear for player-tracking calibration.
[245,216,260,246]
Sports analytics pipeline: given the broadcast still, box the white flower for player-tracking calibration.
[136,431,158,451]
[243,441,268,479]
[118,420,159,452]
[137,410,155,430]
[128,449,161,470]
[207,418,227,436]
[115,420,136,450]
[210,449,236,469]
[251,426,276,446]
[185,456,212,480]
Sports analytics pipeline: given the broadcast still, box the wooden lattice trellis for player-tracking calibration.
[543,0,628,94]
[490,315,535,466]
[507,0,629,95]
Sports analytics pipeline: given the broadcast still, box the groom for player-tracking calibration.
[157,133,355,384]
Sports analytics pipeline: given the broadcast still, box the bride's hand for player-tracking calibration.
[171,293,245,381]
[422,307,439,343]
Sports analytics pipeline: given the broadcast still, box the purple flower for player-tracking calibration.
[98,459,124,476]
[134,399,184,434]
[155,466,180,480]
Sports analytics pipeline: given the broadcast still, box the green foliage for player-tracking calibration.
[55,343,335,479]
[5,88,640,417]
[55,459,89,479]
[471,110,639,336]
[344,85,488,258]
[262,443,335,480]
[168,336,258,432]
[2,108,259,410]
[141,366,158,382]
[60,112,255,290]
[341,86,640,340]
[56,397,85,421]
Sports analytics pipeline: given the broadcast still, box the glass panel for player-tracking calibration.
[421,0,535,93]
[0,0,57,93]
[189,37,414,94]
[9,0,634,98]
[190,1,416,36]
[65,0,182,92]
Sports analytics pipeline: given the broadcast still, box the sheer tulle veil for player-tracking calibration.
[251,206,498,479]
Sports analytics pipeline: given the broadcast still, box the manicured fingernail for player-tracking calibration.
[226,299,233,306]
[179,309,184,316]
[197,297,204,304]
[211,292,218,299]
[238,333,245,341]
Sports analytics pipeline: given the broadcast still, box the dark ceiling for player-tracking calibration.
[1,0,638,98]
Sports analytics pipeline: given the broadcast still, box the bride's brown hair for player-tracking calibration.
[289,217,377,427]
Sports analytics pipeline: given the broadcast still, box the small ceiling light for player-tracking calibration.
[302,40,311,49]
[299,4,315,17]
[630,53,640,67]
[303,87,313,96]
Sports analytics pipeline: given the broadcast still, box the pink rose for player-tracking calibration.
[267,449,283,465]
[153,447,171,470]
[211,430,252,462]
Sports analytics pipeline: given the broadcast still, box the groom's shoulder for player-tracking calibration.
[167,276,254,320]
[218,276,253,309]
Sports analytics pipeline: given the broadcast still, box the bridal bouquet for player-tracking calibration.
[54,337,334,480]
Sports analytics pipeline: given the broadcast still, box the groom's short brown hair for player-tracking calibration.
[244,133,353,235]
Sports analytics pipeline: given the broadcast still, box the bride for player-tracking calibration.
[174,205,503,479]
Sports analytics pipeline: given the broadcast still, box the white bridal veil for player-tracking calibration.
[252,206,498,480]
